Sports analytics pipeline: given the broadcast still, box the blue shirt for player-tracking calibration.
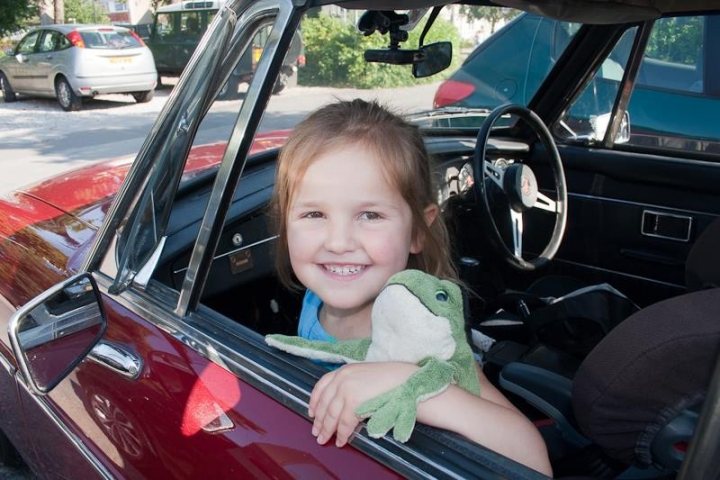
[297,290,339,369]
[298,290,335,341]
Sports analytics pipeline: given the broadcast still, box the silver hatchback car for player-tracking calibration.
[0,24,157,111]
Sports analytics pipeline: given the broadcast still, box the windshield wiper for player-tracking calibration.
[409,106,492,123]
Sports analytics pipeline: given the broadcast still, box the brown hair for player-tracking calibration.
[271,99,457,289]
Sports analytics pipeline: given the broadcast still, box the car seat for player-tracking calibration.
[498,286,720,477]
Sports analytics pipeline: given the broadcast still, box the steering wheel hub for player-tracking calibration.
[504,164,539,211]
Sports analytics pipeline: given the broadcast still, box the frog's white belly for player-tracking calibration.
[365,284,455,363]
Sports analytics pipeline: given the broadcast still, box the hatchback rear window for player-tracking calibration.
[79,30,142,49]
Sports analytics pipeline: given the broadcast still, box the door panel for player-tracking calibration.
[528,146,720,306]
[22,292,400,479]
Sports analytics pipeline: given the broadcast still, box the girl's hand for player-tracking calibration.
[308,362,418,447]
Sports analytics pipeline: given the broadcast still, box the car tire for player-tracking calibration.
[272,72,289,95]
[132,90,154,103]
[55,77,82,111]
[0,72,17,103]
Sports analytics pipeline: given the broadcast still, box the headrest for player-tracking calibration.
[572,288,720,465]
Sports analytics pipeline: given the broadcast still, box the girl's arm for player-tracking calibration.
[308,362,552,477]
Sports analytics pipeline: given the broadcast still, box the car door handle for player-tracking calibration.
[88,341,143,380]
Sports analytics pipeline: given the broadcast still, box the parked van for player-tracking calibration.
[147,0,304,95]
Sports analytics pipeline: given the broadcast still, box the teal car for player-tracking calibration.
[434,13,720,149]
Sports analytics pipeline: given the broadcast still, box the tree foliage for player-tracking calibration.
[65,0,111,24]
[459,6,518,34]
[646,16,702,65]
[0,0,37,37]
[299,13,461,88]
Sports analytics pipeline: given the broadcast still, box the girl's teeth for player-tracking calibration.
[326,265,363,276]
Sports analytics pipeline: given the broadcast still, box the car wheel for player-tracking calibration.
[0,430,21,467]
[55,77,82,111]
[132,90,154,103]
[0,72,17,103]
[272,72,289,95]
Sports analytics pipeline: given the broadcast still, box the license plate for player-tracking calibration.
[109,56,133,64]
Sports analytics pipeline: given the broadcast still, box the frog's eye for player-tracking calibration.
[435,290,448,302]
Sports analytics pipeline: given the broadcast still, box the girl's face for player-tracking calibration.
[286,142,421,318]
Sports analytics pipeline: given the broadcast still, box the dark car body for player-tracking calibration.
[1,0,720,479]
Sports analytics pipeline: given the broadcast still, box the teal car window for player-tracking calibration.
[555,14,720,157]
[625,15,719,154]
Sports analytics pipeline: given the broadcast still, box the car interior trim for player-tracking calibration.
[92,272,534,479]
[553,257,685,290]
[172,234,279,275]
[566,191,720,219]
[15,378,114,479]
[640,210,693,242]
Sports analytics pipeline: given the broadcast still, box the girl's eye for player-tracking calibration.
[302,211,323,219]
[359,211,381,221]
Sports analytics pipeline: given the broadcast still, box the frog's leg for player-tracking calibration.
[355,357,457,442]
[265,334,371,363]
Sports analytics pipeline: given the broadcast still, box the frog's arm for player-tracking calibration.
[354,357,458,442]
[265,334,371,363]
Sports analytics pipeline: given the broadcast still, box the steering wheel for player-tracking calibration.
[472,104,567,271]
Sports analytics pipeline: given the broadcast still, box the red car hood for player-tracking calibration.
[18,131,291,223]
[0,131,289,307]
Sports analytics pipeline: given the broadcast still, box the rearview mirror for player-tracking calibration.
[9,273,107,394]
[364,41,452,78]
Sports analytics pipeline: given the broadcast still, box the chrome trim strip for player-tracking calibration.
[0,350,14,377]
[172,234,278,275]
[553,258,685,289]
[92,273,465,479]
[15,375,114,479]
[566,191,720,218]
[641,209,692,242]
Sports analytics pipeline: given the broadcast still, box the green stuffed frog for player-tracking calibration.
[265,269,481,443]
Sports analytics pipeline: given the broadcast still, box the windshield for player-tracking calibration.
[79,29,143,49]
[182,6,581,184]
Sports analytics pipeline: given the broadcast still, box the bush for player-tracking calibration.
[299,14,461,88]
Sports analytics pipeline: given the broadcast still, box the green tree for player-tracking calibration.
[65,0,110,24]
[300,13,461,89]
[0,0,37,36]
[459,6,518,34]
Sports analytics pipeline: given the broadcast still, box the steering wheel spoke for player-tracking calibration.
[510,209,523,258]
[484,160,505,189]
[535,191,558,213]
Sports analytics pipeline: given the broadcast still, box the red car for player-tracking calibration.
[2,0,720,478]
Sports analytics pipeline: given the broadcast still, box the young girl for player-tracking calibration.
[272,99,552,476]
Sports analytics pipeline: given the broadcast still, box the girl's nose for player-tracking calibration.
[324,219,356,253]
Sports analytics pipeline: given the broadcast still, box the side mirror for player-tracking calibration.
[365,41,453,78]
[15,53,26,63]
[590,111,631,144]
[9,273,107,394]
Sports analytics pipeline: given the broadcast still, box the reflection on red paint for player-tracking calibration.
[181,362,242,436]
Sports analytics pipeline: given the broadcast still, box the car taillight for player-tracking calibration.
[433,79,475,108]
[296,54,306,68]
[130,30,146,46]
[66,31,85,48]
